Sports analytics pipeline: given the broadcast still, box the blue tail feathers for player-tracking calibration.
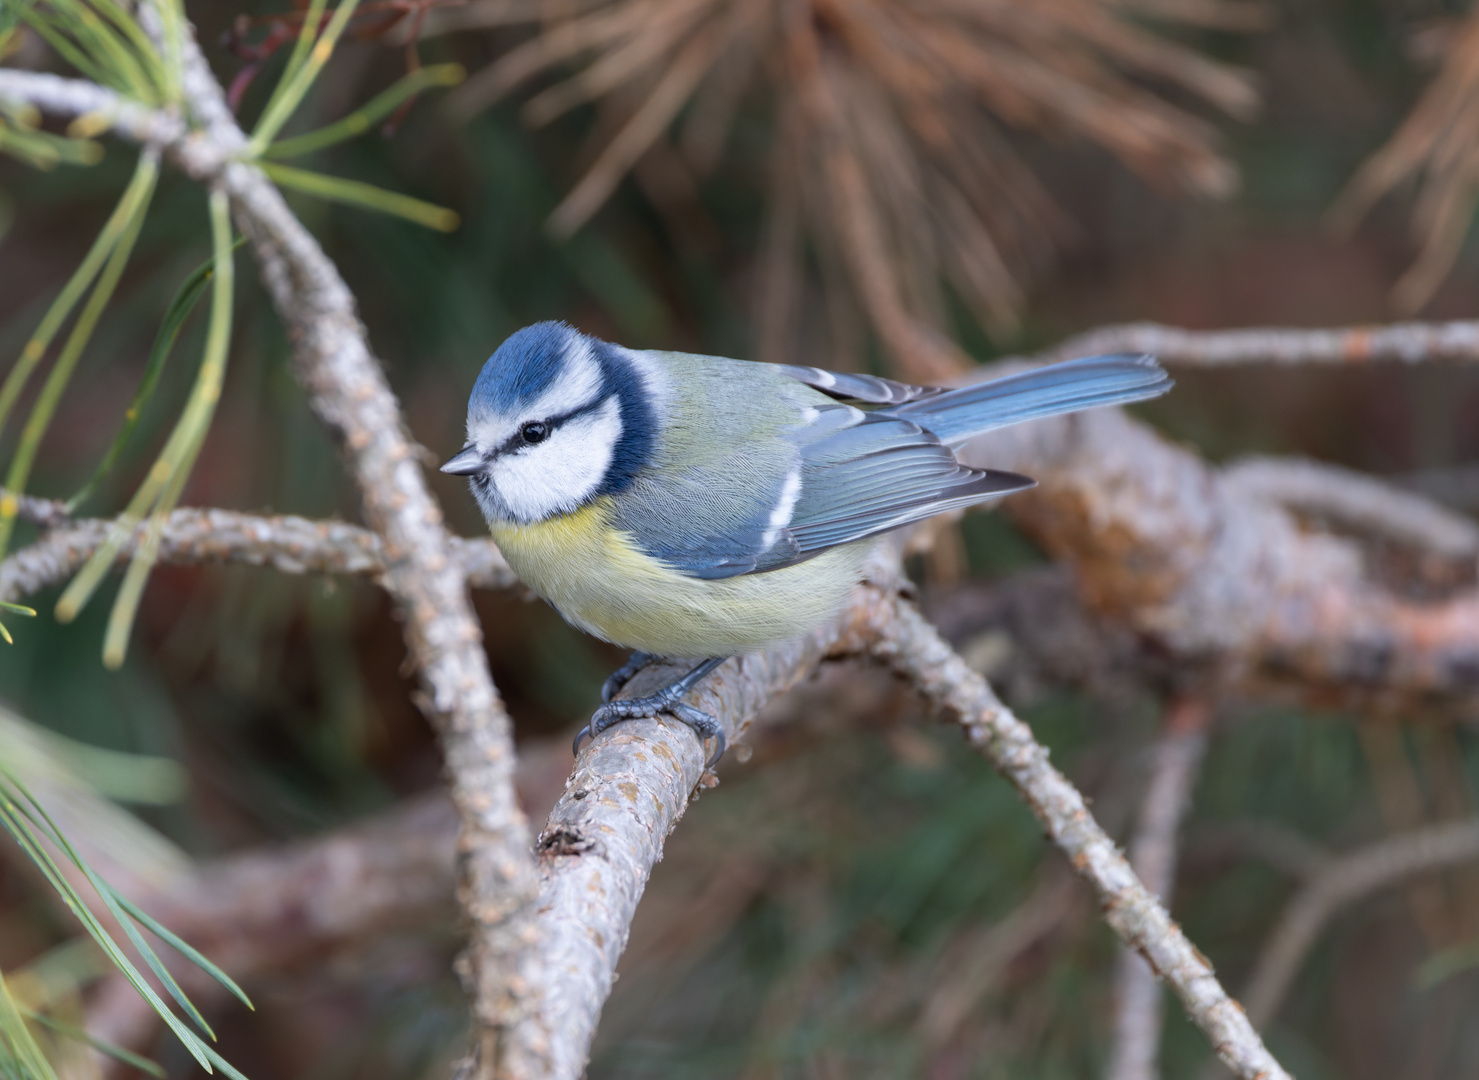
[888,353,1170,442]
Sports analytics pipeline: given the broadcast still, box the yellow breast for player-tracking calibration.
[489,498,867,657]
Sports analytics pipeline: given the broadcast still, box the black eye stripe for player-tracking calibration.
[493,396,612,456]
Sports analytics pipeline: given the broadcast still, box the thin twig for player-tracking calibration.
[1184,820,1334,883]
[914,865,1080,1048]
[1239,818,1479,1030]
[0,506,517,604]
[0,490,73,529]
[868,601,1289,1080]
[1039,318,1479,366]
[172,22,546,1078]
[0,69,184,147]
[1106,698,1212,1080]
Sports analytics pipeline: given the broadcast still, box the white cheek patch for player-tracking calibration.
[490,396,622,521]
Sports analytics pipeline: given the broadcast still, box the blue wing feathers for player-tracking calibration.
[624,349,1168,580]
[761,353,1167,566]
[783,411,1035,558]
[789,469,1033,551]
[890,353,1170,442]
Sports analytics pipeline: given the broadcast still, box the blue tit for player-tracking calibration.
[442,321,1171,765]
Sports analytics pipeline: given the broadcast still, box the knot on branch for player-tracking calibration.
[538,828,596,858]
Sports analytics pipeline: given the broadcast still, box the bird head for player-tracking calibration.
[442,321,655,524]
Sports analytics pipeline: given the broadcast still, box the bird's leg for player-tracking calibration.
[574,656,729,768]
[600,651,653,703]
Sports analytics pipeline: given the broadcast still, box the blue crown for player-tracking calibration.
[469,320,576,417]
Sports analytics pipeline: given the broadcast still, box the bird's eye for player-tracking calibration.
[521,421,549,444]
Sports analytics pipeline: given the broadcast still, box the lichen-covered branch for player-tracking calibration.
[1222,456,1479,560]
[1107,698,1212,1080]
[965,399,1479,713]
[0,506,517,603]
[868,601,1288,1080]
[0,69,183,147]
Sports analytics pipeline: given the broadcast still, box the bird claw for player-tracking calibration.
[571,695,726,769]
[671,703,726,768]
[571,724,595,756]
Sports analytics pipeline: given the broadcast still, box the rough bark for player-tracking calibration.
[0,506,517,602]
[965,402,1479,712]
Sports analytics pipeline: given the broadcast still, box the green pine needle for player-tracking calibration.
[0,765,253,1074]
[265,62,465,160]
[0,153,157,447]
[54,193,236,673]
[65,238,244,514]
[20,1010,165,1079]
[0,968,58,1080]
[0,152,157,564]
[261,160,460,231]
[248,0,363,156]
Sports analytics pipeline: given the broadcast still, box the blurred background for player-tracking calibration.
[4,0,1479,1077]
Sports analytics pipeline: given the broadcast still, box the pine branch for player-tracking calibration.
[9,35,1479,1079]
[1222,456,1479,560]
[0,506,517,603]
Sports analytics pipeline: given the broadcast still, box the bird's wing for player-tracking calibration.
[613,357,1027,580]
[625,404,1030,578]
[775,364,945,406]
[777,406,1033,560]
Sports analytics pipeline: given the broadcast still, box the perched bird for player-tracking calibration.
[443,322,1170,765]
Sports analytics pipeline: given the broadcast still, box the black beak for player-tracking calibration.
[440,444,484,475]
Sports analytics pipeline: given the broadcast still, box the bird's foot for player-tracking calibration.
[574,657,728,768]
[600,651,652,703]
